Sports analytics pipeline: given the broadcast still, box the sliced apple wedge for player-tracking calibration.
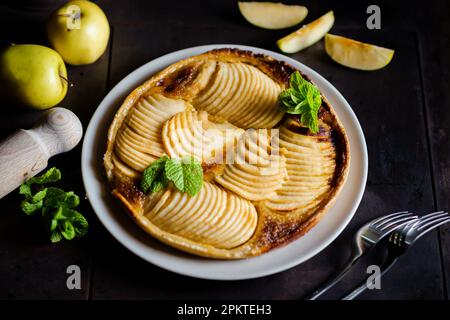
[325,33,394,70]
[277,10,334,53]
[238,2,308,30]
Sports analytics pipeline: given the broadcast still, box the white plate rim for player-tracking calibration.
[81,44,368,280]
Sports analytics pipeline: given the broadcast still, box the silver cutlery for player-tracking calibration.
[342,211,450,300]
[306,211,418,300]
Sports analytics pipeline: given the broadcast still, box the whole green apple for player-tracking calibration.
[46,0,110,65]
[0,44,68,110]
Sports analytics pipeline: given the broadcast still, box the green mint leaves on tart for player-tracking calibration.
[141,156,203,196]
[19,167,88,243]
[279,71,322,133]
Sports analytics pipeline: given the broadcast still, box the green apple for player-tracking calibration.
[0,44,68,110]
[46,0,110,65]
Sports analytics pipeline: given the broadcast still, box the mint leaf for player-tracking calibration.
[181,157,203,196]
[50,230,63,243]
[140,155,168,193]
[150,173,168,193]
[68,210,89,237]
[141,156,203,196]
[165,158,184,191]
[32,189,48,202]
[64,191,80,208]
[164,157,203,196]
[21,200,43,215]
[279,90,295,108]
[290,70,304,89]
[279,71,323,133]
[20,188,48,215]
[25,167,61,186]
[19,183,32,198]
[50,218,58,231]
[61,220,75,240]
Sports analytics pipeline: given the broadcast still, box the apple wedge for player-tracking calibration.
[277,10,334,53]
[325,33,394,70]
[238,2,308,29]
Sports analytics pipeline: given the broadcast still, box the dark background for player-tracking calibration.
[0,0,449,300]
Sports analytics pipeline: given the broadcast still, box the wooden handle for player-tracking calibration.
[0,107,83,199]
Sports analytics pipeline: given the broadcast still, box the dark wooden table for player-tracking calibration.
[0,0,449,300]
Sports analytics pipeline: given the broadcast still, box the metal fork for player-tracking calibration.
[306,211,418,300]
[342,211,450,300]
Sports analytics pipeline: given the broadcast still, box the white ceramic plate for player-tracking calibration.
[81,44,367,280]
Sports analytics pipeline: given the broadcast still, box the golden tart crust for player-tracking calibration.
[104,48,350,259]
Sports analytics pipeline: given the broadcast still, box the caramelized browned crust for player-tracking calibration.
[104,48,350,259]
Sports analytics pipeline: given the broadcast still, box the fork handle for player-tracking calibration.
[305,255,361,300]
[341,254,399,300]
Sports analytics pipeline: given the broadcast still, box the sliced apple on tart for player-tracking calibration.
[144,182,258,250]
[161,110,244,163]
[194,61,284,129]
[215,129,287,201]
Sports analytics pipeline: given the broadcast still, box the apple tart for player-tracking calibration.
[104,48,350,259]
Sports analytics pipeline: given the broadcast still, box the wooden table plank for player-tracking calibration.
[0,8,111,298]
[416,3,450,299]
[88,19,443,299]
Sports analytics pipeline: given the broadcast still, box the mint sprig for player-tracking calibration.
[279,71,322,133]
[19,167,88,243]
[140,156,203,197]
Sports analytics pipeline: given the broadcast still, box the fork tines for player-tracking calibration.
[371,211,417,233]
[416,211,449,234]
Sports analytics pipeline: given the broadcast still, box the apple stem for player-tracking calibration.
[56,12,81,19]
[59,75,74,87]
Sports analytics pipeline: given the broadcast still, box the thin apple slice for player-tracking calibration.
[277,10,334,53]
[325,33,394,71]
[238,1,308,30]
